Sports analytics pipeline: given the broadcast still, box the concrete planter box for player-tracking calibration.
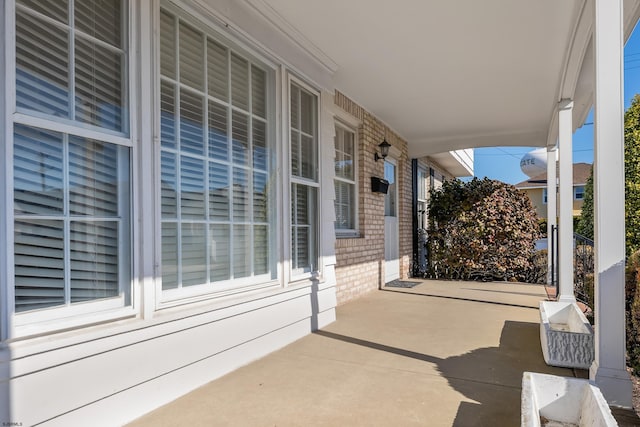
[539,300,594,369]
[521,372,617,427]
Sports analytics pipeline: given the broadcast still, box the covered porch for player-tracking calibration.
[129,281,638,426]
[3,1,640,424]
[256,0,640,407]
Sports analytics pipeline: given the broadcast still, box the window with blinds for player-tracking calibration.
[334,123,357,234]
[290,82,318,275]
[16,0,127,133]
[417,167,427,230]
[12,1,131,317]
[160,9,274,293]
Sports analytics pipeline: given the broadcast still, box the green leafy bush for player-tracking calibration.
[576,167,593,240]
[583,273,594,324]
[426,178,541,281]
[626,95,640,257]
[626,250,640,375]
[578,95,640,254]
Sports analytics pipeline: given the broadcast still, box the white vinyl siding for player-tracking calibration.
[334,123,357,234]
[11,0,131,319]
[290,81,318,275]
[159,9,274,295]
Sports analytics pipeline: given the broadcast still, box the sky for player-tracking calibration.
[472,25,640,185]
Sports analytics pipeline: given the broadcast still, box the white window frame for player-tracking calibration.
[155,5,281,307]
[333,120,358,237]
[3,0,137,339]
[432,168,443,191]
[543,187,548,204]
[574,185,585,201]
[14,2,131,138]
[417,166,427,230]
[287,75,320,281]
[384,157,398,218]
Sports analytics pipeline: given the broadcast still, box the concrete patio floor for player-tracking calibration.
[128,280,593,426]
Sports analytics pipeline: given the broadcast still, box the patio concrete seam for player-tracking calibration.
[381,288,541,310]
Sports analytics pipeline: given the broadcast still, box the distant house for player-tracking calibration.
[515,163,591,220]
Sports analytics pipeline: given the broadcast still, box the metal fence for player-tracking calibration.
[550,225,558,287]
[548,225,594,309]
[547,226,593,307]
[573,232,594,306]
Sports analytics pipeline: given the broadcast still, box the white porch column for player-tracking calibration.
[590,0,632,407]
[546,147,557,286]
[557,100,575,303]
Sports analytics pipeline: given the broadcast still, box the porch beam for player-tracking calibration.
[546,147,557,286]
[590,0,632,407]
[557,100,575,303]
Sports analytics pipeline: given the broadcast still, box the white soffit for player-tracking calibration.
[429,151,474,178]
[254,0,583,155]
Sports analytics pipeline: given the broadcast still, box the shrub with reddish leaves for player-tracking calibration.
[427,178,541,282]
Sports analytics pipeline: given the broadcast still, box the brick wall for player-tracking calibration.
[334,91,412,305]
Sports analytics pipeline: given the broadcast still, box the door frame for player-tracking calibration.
[384,158,399,283]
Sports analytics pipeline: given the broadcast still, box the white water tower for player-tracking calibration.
[520,148,548,178]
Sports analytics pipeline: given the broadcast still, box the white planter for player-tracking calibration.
[521,372,617,427]
[539,300,594,369]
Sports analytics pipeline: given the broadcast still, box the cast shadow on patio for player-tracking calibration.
[315,319,570,426]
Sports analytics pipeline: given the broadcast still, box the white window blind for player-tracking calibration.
[15,0,127,133]
[334,124,356,232]
[291,184,317,273]
[290,82,318,274]
[13,125,130,312]
[12,1,131,317]
[417,168,427,202]
[160,10,274,293]
[417,167,427,229]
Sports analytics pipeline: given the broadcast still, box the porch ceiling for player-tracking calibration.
[248,0,640,157]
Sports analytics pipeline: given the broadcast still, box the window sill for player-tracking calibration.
[11,305,137,342]
[336,231,361,239]
[157,279,282,310]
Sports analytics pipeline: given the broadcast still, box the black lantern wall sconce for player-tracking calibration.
[374,139,391,162]
[371,138,392,193]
